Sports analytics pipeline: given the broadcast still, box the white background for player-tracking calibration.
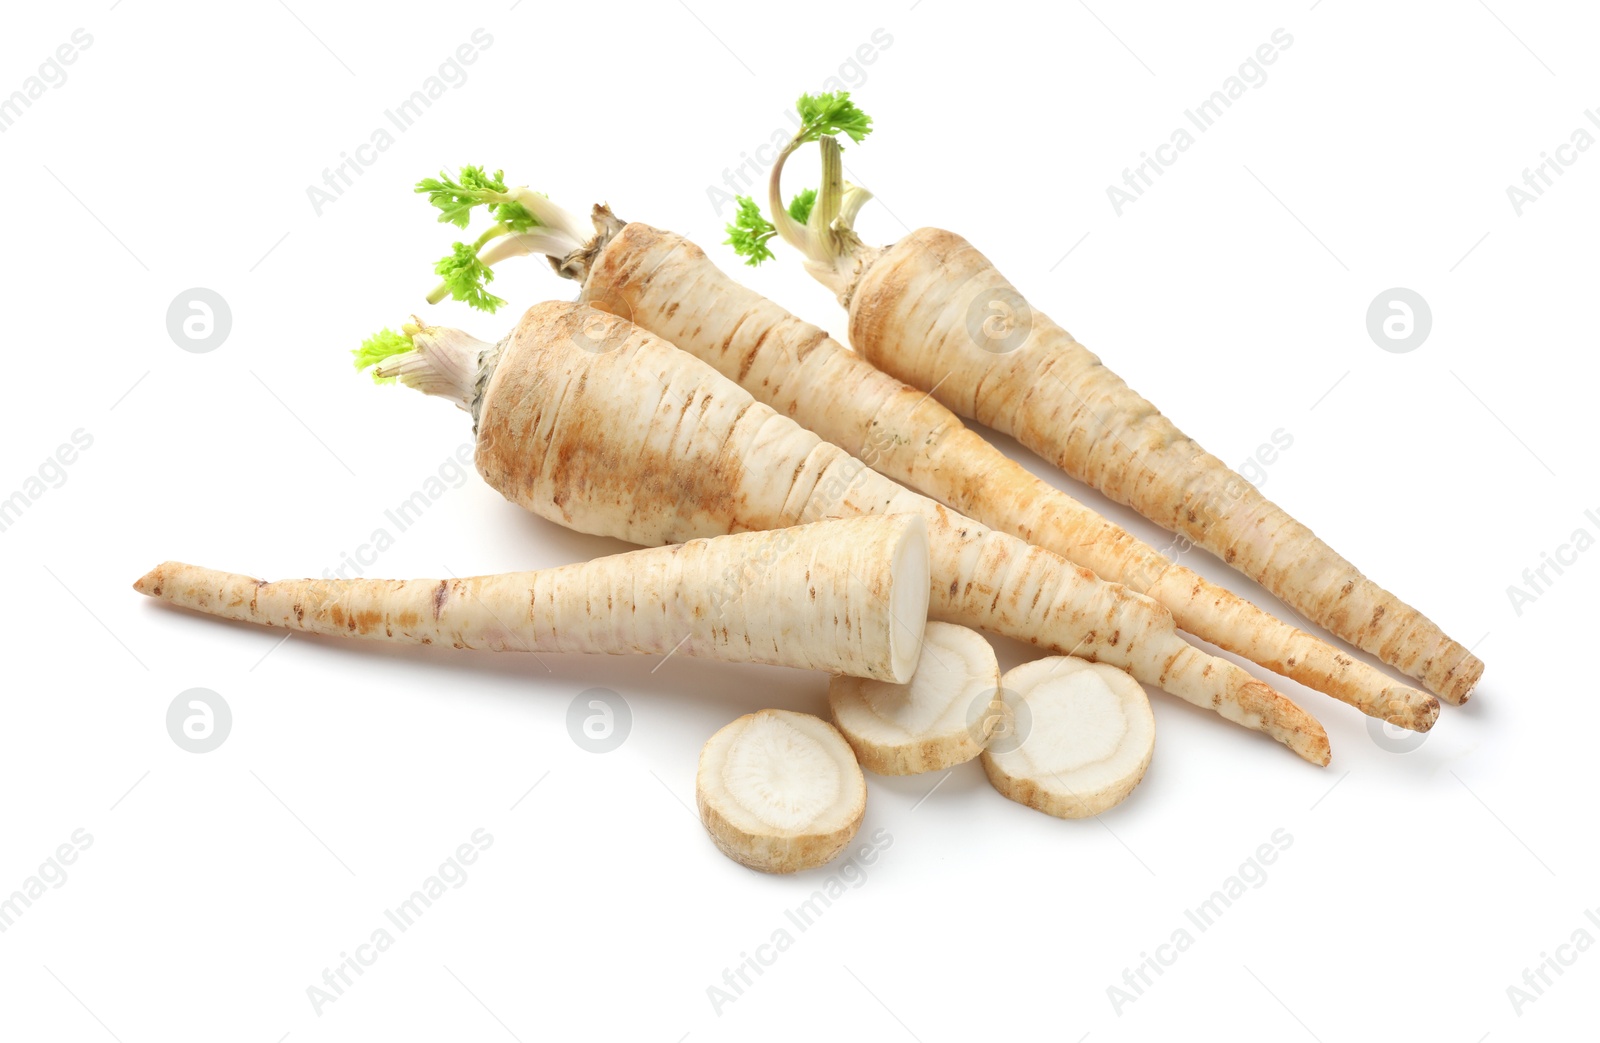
[1,0,1594,1039]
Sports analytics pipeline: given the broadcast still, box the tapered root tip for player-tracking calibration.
[1283,704,1332,766]
[1385,689,1442,732]
[1237,676,1331,766]
[1275,711,1330,767]
[1301,734,1332,768]
[133,563,173,597]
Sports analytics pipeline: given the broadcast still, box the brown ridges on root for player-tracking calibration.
[845,227,1481,705]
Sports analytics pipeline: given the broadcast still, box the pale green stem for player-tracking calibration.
[767,142,815,260]
[838,183,873,230]
[809,135,844,240]
[505,187,591,247]
[425,227,586,304]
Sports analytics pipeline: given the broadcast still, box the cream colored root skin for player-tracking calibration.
[133,515,928,682]
[695,709,867,873]
[844,227,1482,704]
[982,658,1157,819]
[828,622,1001,775]
[471,303,1327,765]
[581,224,1431,732]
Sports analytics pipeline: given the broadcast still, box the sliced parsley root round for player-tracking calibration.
[828,622,1000,775]
[696,709,867,873]
[982,658,1156,819]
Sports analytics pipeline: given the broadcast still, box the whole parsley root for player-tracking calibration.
[133,515,930,682]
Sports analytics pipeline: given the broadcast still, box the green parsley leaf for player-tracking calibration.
[724,195,777,266]
[352,328,414,384]
[434,241,506,312]
[794,91,873,145]
[415,165,542,231]
[787,187,818,225]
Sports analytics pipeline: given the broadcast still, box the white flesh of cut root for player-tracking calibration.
[982,657,1156,819]
[828,622,1001,775]
[696,710,866,873]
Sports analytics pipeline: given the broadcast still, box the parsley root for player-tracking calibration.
[829,622,1001,775]
[983,657,1157,819]
[696,709,867,873]
[132,515,930,682]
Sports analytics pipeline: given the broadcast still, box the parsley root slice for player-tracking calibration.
[364,302,1328,766]
[132,515,929,682]
[696,709,866,873]
[737,97,1481,706]
[829,622,1000,775]
[982,658,1157,819]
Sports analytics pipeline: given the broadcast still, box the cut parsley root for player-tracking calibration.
[358,302,1329,765]
[132,515,929,682]
[828,622,1000,775]
[734,93,1482,706]
[696,709,867,873]
[982,658,1157,819]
